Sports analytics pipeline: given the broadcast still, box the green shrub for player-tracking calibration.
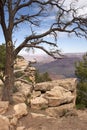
[76,82,87,108]
[75,53,87,109]
[76,104,86,110]
[35,70,52,83]
[14,71,24,78]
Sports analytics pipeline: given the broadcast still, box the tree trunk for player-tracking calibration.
[2,40,14,103]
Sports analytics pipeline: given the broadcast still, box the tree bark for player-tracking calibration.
[2,39,14,103]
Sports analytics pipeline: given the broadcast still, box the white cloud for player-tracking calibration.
[64,0,87,7]
[74,0,87,16]
[64,0,87,14]
[77,0,87,6]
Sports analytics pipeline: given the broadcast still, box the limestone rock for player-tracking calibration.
[16,82,33,97]
[15,57,28,70]
[30,97,48,109]
[52,78,77,92]
[31,90,41,98]
[34,82,53,92]
[31,112,46,118]
[10,117,18,126]
[44,86,74,107]
[13,92,26,104]
[45,86,68,97]
[29,67,36,71]
[14,103,28,119]
[0,115,9,130]
[0,101,9,114]
[16,126,25,130]
[46,103,75,117]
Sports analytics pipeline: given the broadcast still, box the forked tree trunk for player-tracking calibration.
[2,40,14,103]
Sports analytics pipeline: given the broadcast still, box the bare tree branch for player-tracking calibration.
[1,0,87,59]
[24,44,62,59]
[14,6,43,26]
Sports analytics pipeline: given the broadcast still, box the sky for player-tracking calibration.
[0,0,87,55]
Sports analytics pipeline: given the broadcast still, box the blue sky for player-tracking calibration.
[58,35,87,53]
[0,0,87,55]
[0,25,87,54]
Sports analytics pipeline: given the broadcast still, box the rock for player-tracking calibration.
[14,103,28,119]
[31,113,46,118]
[35,78,77,93]
[0,115,9,130]
[0,101,9,114]
[30,97,48,110]
[10,117,18,126]
[52,78,77,92]
[46,103,75,117]
[13,92,26,104]
[15,82,33,97]
[31,90,41,98]
[30,78,76,109]
[44,86,74,107]
[46,96,74,107]
[29,67,36,71]
[16,126,25,130]
[45,86,69,97]
[31,112,55,120]
[27,127,35,130]
[34,82,53,92]
[15,57,28,70]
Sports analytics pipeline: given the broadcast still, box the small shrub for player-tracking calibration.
[35,70,52,83]
[14,71,24,78]
[76,104,86,110]
[76,82,87,109]
[75,53,87,109]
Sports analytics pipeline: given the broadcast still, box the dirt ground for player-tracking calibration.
[17,109,87,130]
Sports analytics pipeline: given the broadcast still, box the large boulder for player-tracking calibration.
[14,103,28,119]
[34,78,77,93]
[44,86,74,107]
[0,101,9,114]
[46,103,75,117]
[30,78,77,116]
[30,96,48,110]
[0,115,9,130]
[34,82,53,92]
[52,78,77,92]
